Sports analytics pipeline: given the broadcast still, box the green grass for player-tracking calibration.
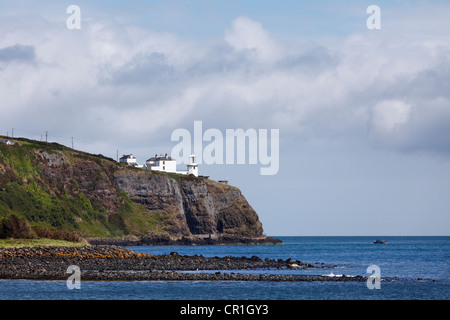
[0,238,89,248]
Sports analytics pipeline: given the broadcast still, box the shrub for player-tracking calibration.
[32,226,84,242]
[0,214,36,239]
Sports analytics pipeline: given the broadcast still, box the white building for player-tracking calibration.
[143,153,199,177]
[143,153,177,173]
[186,154,198,176]
[119,154,138,167]
[0,139,14,146]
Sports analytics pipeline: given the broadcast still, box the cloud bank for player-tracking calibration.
[1,5,450,159]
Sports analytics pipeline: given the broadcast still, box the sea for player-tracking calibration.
[0,236,449,300]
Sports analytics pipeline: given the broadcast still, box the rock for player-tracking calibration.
[114,172,264,238]
[0,246,362,282]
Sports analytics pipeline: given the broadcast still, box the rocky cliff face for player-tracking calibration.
[0,138,265,240]
[113,171,263,238]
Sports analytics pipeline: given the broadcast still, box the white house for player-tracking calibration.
[143,153,177,173]
[143,153,199,177]
[0,139,14,146]
[119,154,138,167]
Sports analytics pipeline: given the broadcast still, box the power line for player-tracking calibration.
[2,127,121,162]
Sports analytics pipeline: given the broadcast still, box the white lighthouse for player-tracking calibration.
[187,154,198,177]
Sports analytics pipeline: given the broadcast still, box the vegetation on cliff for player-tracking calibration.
[0,136,267,242]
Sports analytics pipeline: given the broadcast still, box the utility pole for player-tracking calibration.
[11,128,13,138]
[71,137,74,149]
[116,150,119,162]
[45,131,48,143]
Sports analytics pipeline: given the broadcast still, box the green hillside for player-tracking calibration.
[0,137,168,239]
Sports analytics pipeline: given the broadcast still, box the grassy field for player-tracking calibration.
[0,238,89,248]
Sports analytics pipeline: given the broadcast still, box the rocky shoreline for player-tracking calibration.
[87,235,283,246]
[0,245,368,282]
[0,246,366,281]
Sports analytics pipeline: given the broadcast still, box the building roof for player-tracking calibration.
[146,153,175,162]
[120,154,136,160]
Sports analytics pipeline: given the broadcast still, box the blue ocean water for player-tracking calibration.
[0,236,449,300]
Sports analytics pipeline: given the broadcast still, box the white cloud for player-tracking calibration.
[370,100,412,134]
[224,16,282,63]
[0,10,449,158]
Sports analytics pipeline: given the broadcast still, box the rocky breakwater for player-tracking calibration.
[0,246,368,282]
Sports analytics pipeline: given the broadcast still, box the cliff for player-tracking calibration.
[0,137,279,244]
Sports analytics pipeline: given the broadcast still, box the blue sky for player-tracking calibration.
[1,0,450,235]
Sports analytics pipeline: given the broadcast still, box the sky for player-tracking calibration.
[1,0,450,236]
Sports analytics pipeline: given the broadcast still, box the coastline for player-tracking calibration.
[0,245,368,282]
[86,235,284,246]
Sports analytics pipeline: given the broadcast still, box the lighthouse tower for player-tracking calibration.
[187,154,198,177]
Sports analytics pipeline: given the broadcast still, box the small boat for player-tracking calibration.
[374,240,387,244]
